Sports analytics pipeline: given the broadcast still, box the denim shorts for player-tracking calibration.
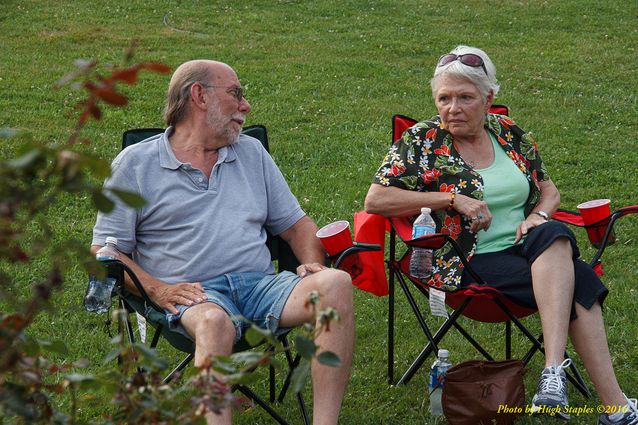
[161,271,301,343]
[461,221,608,320]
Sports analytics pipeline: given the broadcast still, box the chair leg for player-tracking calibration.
[564,352,592,398]
[506,321,512,359]
[118,299,136,369]
[448,320,494,361]
[388,231,397,385]
[162,353,194,384]
[388,261,395,385]
[394,273,497,385]
[236,384,289,425]
[277,335,310,425]
[395,271,439,356]
[296,390,311,425]
[396,298,471,385]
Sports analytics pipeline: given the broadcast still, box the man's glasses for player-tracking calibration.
[200,83,245,102]
[437,53,487,75]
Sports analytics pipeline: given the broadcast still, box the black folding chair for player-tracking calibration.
[111,125,309,424]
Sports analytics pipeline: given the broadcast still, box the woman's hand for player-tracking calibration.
[453,193,492,233]
[515,214,548,244]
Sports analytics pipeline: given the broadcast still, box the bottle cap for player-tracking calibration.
[105,236,118,245]
[438,349,449,359]
[421,207,431,214]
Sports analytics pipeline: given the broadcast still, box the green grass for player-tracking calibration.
[1,0,637,423]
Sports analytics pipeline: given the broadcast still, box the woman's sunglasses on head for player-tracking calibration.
[438,53,487,75]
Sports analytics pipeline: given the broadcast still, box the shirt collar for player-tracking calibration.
[159,126,238,169]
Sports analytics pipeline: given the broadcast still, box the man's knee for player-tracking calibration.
[314,269,353,313]
[193,306,236,346]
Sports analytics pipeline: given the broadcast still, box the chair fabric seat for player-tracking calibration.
[396,255,537,323]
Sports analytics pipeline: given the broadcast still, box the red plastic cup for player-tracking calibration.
[316,220,353,257]
[577,199,616,247]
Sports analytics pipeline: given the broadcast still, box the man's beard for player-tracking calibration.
[206,103,242,146]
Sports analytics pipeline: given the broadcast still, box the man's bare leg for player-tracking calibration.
[181,303,236,425]
[279,268,354,425]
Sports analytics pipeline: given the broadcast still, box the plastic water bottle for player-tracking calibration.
[410,207,436,279]
[84,237,120,314]
[429,348,452,416]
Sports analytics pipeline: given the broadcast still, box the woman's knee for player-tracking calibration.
[541,234,573,259]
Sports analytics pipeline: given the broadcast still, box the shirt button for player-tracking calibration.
[198,177,203,182]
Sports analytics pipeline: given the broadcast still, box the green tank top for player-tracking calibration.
[475,134,529,254]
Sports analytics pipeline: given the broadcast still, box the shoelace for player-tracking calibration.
[539,358,572,394]
[625,397,638,424]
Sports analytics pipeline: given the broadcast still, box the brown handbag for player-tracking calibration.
[442,359,526,425]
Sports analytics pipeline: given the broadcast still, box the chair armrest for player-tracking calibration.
[334,242,381,269]
[102,259,163,313]
[404,233,448,250]
[554,205,638,268]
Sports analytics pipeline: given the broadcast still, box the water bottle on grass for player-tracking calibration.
[429,348,452,416]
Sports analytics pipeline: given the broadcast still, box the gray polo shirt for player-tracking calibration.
[92,128,305,284]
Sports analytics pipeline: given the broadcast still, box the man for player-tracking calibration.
[92,60,354,425]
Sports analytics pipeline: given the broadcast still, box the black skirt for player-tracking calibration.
[461,221,608,321]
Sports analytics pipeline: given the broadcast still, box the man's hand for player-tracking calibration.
[515,214,548,244]
[150,281,207,315]
[296,263,327,279]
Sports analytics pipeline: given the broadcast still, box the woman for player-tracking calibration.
[365,45,636,424]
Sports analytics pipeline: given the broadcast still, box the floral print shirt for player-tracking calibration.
[374,113,549,290]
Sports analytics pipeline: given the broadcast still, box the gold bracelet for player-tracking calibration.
[447,191,456,211]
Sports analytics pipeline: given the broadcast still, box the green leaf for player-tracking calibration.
[38,339,69,355]
[230,351,266,366]
[22,334,41,357]
[294,334,317,359]
[7,149,43,169]
[316,351,341,367]
[290,360,311,394]
[83,155,112,179]
[133,343,168,370]
[109,188,146,208]
[92,190,115,212]
[211,355,238,374]
[244,326,270,347]
[225,371,259,385]
[64,373,95,384]
[103,347,123,365]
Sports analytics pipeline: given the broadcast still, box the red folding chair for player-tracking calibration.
[385,107,638,398]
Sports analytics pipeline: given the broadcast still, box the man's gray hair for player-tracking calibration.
[430,45,500,100]
[164,60,214,126]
